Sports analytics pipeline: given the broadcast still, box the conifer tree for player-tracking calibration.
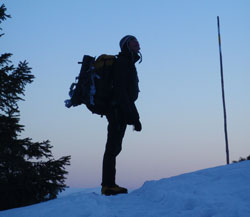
[0,4,71,210]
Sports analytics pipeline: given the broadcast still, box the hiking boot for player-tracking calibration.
[101,184,128,196]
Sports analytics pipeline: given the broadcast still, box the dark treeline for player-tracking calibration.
[0,4,70,210]
[233,155,250,163]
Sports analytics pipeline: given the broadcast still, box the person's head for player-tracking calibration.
[119,35,140,53]
[119,35,142,63]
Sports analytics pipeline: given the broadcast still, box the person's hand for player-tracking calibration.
[134,120,142,132]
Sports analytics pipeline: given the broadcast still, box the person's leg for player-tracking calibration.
[102,110,127,187]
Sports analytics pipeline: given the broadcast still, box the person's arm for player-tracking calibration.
[113,59,140,125]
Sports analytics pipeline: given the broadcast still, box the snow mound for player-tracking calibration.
[1,161,250,217]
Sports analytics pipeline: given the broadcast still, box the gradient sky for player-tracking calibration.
[2,0,250,189]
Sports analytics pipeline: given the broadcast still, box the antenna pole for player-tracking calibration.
[217,16,230,165]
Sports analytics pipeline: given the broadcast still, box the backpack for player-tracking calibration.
[64,54,116,116]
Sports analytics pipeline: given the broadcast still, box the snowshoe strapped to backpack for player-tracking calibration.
[64,54,116,116]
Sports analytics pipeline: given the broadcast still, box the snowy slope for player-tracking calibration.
[1,161,250,217]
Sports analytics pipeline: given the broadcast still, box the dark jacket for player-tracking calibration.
[112,50,140,125]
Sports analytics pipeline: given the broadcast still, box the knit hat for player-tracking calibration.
[119,35,136,50]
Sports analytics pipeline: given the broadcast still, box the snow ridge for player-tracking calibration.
[1,161,250,217]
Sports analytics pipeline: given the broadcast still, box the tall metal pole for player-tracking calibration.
[217,16,230,165]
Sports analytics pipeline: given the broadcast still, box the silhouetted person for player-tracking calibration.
[101,35,142,196]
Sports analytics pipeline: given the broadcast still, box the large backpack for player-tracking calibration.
[64,54,116,116]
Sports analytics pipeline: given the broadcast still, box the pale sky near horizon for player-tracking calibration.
[1,0,250,189]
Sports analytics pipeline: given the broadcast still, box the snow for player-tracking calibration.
[1,161,250,217]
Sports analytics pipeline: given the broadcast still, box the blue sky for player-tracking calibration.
[2,0,250,188]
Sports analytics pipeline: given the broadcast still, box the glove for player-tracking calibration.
[133,119,142,132]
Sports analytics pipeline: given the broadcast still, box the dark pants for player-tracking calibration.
[102,108,127,187]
